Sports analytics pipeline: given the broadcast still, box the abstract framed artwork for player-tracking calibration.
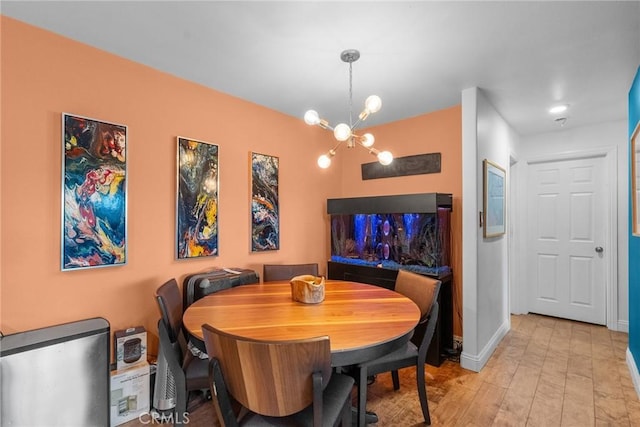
[62,113,127,270]
[250,152,279,251]
[176,137,219,259]
[483,159,506,238]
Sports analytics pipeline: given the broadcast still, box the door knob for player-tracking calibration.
[595,246,604,253]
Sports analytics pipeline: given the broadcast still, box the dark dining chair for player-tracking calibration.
[353,269,441,426]
[263,263,319,282]
[155,279,210,425]
[202,323,354,426]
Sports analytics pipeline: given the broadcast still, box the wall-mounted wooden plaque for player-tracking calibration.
[361,153,441,180]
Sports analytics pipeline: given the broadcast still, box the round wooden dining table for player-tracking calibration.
[182,279,420,367]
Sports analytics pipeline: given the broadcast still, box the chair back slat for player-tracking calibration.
[394,269,441,320]
[155,278,184,343]
[263,263,319,282]
[394,270,441,349]
[202,323,332,417]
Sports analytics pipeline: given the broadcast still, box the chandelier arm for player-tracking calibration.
[331,139,346,153]
[355,139,379,154]
[351,116,364,129]
[318,120,332,130]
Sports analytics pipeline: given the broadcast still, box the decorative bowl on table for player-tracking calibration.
[290,275,325,304]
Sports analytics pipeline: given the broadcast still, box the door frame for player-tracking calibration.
[522,146,618,329]
[509,154,525,314]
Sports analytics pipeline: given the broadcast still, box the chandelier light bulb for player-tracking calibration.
[333,123,352,141]
[377,150,393,165]
[304,110,321,125]
[365,95,382,114]
[361,133,375,148]
[317,154,332,169]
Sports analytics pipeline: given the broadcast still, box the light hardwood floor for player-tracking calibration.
[128,314,640,426]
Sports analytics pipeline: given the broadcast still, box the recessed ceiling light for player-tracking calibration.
[549,104,569,114]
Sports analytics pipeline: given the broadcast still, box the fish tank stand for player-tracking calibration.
[327,261,453,367]
[326,192,454,366]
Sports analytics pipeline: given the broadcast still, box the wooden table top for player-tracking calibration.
[183,280,421,366]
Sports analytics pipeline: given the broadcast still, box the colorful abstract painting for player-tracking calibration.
[251,152,279,251]
[62,113,127,270]
[177,137,219,259]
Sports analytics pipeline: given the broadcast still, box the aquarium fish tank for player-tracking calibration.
[327,193,452,277]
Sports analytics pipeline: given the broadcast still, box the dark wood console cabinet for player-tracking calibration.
[328,261,453,367]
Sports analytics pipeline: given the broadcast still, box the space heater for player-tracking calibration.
[152,348,176,412]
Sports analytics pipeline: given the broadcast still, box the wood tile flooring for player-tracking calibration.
[128,314,640,426]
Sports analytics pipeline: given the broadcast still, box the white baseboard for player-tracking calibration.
[460,318,510,372]
[626,348,640,399]
[617,320,629,333]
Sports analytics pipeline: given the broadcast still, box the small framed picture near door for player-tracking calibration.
[483,159,506,238]
[631,123,640,236]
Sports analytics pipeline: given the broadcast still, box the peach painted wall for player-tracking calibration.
[336,108,463,336]
[0,17,341,354]
[1,17,463,355]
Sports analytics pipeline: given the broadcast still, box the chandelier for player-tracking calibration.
[304,49,393,169]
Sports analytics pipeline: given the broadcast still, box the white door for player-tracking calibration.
[527,155,607,325]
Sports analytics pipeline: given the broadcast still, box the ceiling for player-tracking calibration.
[3,1,639,136]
